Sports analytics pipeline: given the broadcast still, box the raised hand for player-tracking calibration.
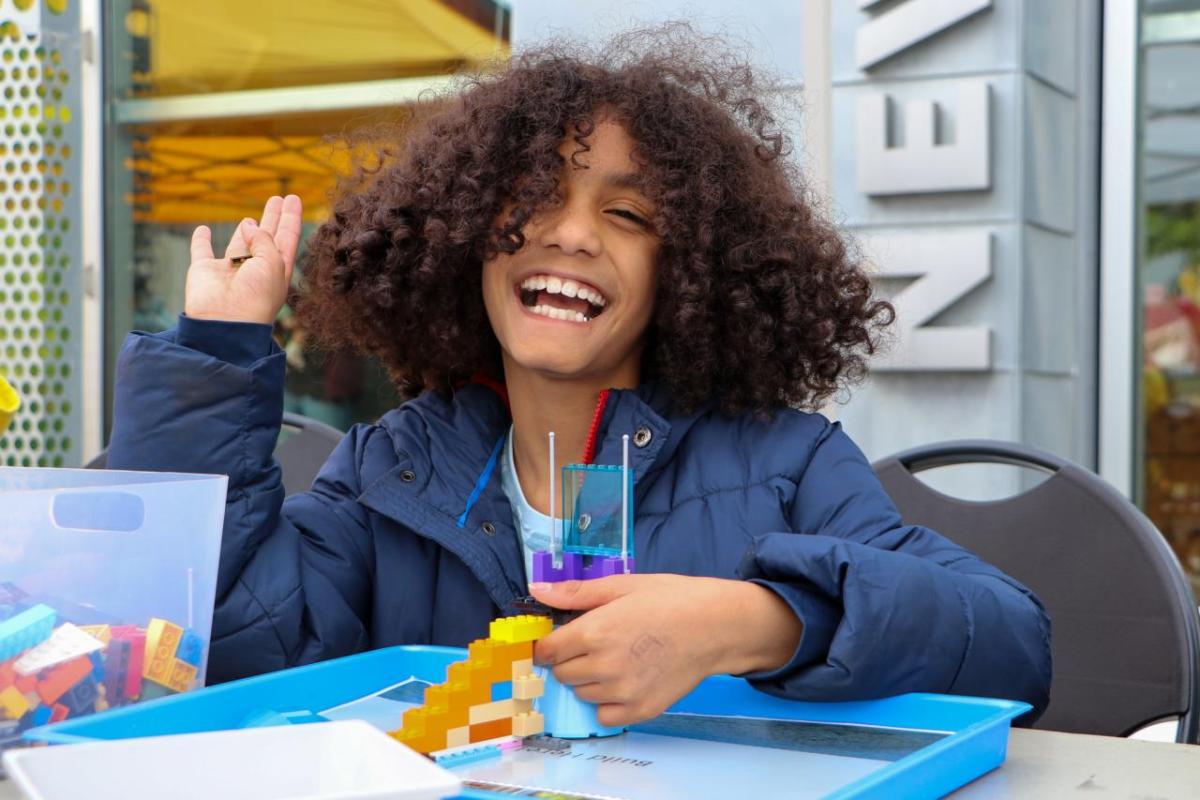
[184,194,303,324]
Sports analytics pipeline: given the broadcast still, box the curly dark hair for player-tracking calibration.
[297,25,893,416]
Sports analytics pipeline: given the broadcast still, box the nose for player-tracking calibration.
[533,196,602,257]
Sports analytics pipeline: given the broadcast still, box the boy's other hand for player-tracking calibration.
[185,194,303,324]
[529,574,803,728]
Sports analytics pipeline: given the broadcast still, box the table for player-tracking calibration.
[1,728,1197,799]
[952,729,1200,798]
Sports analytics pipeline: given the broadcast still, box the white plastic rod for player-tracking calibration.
[622,433,630,574]
[549,431,559,567]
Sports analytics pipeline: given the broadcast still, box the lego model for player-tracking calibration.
[393,431,639,756]
[389,614,552,756]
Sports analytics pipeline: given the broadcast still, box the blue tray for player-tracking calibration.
[26,646,1028,799]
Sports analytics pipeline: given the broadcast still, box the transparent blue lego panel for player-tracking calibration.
[560,464,633,558]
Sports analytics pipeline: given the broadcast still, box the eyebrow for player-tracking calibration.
[604,171,648,192]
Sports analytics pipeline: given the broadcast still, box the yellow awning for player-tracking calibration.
[129,0,506,96]
[124,0,507,224]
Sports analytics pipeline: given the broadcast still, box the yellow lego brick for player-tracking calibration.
[423,683,451,711]
[447,661,472,688]
[165,660,198,693]
[79,625,111,645]
[443,685,470,728]
[445,726,470,749]
[400,705,428,734]
[0,686,31,720]
[144,651,174,684]
[513,674,544,700]
[512,711,544,738]
[143,619,183,659]
[468,699,514,725]
[511,658,534,681]
[489,615,553,644]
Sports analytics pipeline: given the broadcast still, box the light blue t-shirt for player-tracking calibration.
[500,426,554,581]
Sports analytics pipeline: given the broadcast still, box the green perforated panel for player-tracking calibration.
[0,0,80,468]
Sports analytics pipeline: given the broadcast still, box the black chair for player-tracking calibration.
[86,412,344,497]
[872,440,1200,743]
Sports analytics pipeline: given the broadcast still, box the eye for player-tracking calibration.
[607,208,650,228]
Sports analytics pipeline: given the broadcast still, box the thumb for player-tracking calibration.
[528,575,634,611]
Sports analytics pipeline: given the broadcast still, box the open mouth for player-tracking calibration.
[517,274,609,323]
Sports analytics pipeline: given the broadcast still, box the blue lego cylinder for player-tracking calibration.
[534,668,625,739]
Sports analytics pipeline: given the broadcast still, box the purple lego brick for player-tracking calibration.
[532,552,635,582]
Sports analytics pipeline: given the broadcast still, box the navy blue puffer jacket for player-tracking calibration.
[108,316,1051,719]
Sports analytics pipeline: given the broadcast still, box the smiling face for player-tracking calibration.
[482,118,660,387]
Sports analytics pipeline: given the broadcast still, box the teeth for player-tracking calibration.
[527,304,591,323]
[519,275,607,307]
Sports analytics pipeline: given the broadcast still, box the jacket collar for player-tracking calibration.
[356,382,693,610]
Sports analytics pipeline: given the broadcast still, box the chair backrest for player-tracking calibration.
[85,412,344,498]
[873,439,1200,743]
[274,412,344,496]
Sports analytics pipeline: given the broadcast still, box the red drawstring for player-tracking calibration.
[582,389,610,465]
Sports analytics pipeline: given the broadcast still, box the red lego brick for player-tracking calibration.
[36,656,92,706]
[49,703,68,723]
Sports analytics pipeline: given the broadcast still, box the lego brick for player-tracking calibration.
[469,716,512,743]
[468,699,514,726]
[14,672,37,694]
[0,685,31,719]
[143,620,183,683]
[15,623,106,676]
[0,604,56,662]
[432,744,501,769]
[511,658,534,681]
[491,680,513,701]
[445,725,470,749]
[164,660,198,693]
[62,678,97,717]
[48,703,68,723]
[88,650,106,681]
[489,615,553,644]
[176,628,203,667]
[513,675,544,700]
[0,659,14,689]
[102,637,130,705]
[30,704,51,726]
[35,656,92,706]
[512,711,545,738]
[123,630,145,699]
[79,625,112,645]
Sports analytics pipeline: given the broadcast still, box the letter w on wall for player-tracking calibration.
[859,231,993,371]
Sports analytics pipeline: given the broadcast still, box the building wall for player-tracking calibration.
[513,1,1102,500]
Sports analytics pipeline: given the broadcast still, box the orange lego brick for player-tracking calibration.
[36,656,92,706]
[469,716,512,743]
[165,660,198,693]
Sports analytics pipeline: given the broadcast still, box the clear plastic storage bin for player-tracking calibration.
[0,468,226,761]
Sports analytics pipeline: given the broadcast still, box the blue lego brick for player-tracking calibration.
[491,680,513,701]
[31,706,51,726]
[432,744,502,769]
[0,604,56,662]
[62,678,98,718]
[175,629,203,667]
[88,651,106,681]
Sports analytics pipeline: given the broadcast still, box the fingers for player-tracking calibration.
[276,194,303,281]
[225,218,256,258]
[528,575,635,611]
[258,195,283,237]
[247,226,282,267]
[190,225,214,262]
